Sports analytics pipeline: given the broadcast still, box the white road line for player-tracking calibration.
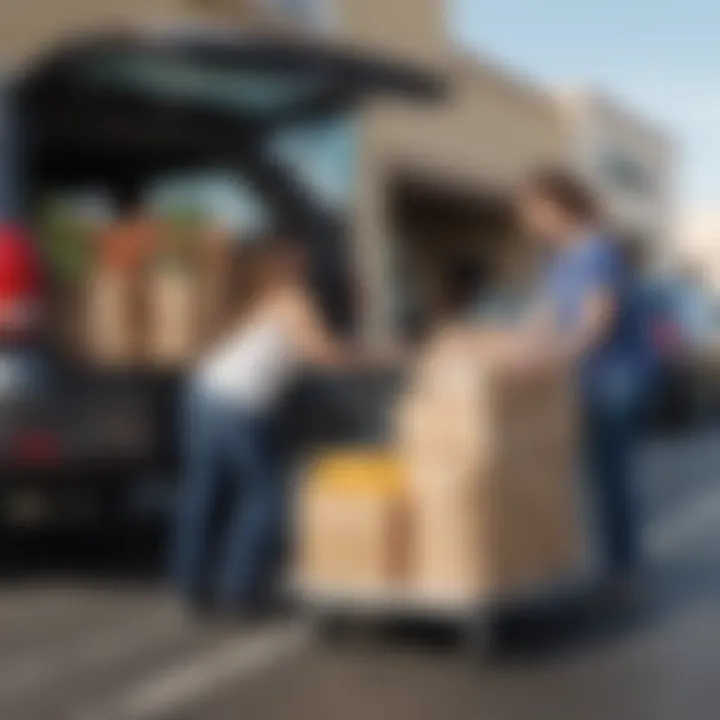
[78,623,309,720]
[0,608,184,702]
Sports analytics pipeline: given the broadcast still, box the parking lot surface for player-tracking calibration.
[2,430,720,720]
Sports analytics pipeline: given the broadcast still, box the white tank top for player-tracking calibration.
[199,309,302,413]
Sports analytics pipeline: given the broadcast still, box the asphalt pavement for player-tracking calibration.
[2,428,720,720]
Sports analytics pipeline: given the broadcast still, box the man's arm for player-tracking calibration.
[543,243,620,366]
[559,288,617,362]
[515,243,621,371]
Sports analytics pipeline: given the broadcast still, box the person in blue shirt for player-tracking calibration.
[517,168,653,592]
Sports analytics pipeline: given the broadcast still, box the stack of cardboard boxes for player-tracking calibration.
[297,329,583,605]
[297,451,409,593]
[399,330,581,602]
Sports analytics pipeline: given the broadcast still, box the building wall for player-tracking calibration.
[0,0,330,71]
[354,58,565,339]
[555,90,674,266]
[0,0,448,71]
[675,209,720,294]
[342,0,565,340]
[2,0,156,71]
[334,0,449,64]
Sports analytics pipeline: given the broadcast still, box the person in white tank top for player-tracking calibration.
[173,238,358,614]
[200,308,301,413]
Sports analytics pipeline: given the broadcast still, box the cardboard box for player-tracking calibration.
[409,468,495,601]
[491,458,582,591]
[413,326,517,398]
[297,450,410,591]
[395,393,493,468]
[409,459,581,600]
[297,487,410,592]
[309,451,405,494]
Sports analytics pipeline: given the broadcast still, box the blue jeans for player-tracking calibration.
[172,383,283,608]
[584,369,649,577]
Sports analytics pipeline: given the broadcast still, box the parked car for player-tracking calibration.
[642,277,720,431]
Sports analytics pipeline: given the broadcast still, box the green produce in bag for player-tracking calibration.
[37,199,95,285]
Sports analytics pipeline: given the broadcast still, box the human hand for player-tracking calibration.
[365,342,411,367]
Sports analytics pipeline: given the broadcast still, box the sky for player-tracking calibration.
[452,0,720,211]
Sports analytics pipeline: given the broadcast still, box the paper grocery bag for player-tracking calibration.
[86,270,139,366]
[147,270,199,367]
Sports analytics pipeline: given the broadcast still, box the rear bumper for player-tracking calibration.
[0,368,183,482]
[0,458,178,528]
[0,456,166,487]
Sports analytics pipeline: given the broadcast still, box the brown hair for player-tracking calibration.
[526,167,601,222]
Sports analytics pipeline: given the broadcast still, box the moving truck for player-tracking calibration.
[0,29,442,526]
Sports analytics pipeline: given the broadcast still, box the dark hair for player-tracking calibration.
[526,167,601,222]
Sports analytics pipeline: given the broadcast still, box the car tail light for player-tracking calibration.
[0,225,44,342]
[12,431,61,466]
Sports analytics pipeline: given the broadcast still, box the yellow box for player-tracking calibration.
[307,448,406,497]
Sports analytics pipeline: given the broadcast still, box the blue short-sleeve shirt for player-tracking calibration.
[542,235,650,398]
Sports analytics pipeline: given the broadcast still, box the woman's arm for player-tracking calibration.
[285,288,410,370]
[283,287,358,369]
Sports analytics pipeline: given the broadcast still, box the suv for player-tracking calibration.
[643,277,719,431]
[0,31,443,526]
